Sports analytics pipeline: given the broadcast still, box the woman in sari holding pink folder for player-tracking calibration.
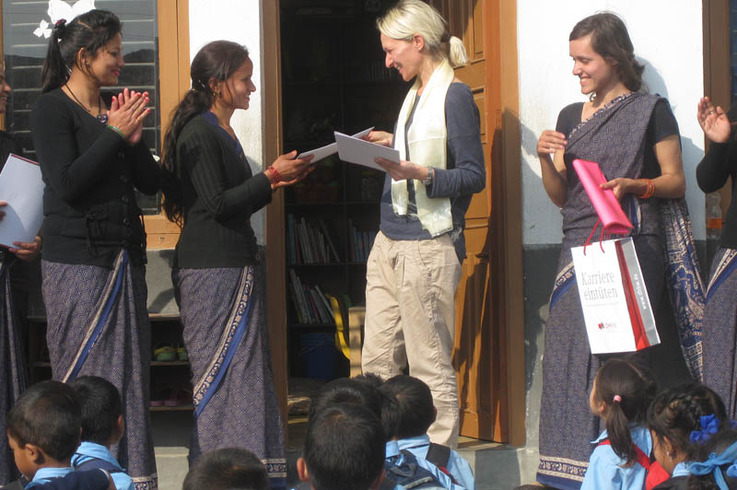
[534,12,702,489]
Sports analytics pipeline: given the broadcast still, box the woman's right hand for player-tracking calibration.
[697,96,731,143]
[267,151,314,189]
[107,88,151,145]
[365,130,393,147]
[537,130,567,157]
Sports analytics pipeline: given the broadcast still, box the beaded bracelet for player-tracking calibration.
[639,179,655,199]
[266,166,281,184]
[106,124,124,139]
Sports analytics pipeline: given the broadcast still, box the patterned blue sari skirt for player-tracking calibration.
[0,261,27,484]
[703,247,737,418]
[42,251,157,490]
[174,265,286,488]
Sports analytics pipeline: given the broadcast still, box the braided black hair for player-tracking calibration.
[647,383,728,461]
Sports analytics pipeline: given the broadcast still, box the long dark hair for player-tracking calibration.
[41,9,122,93]
[161,40,250,226]
[594,358,656,466]
[569,12,644,93]
[648,383,729,462]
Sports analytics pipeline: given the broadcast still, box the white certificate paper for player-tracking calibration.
[334,131,400,172]
[0,154,43,248]
[297,127,374,162]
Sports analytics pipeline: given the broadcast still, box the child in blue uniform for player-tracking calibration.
[581,359,656,490]
[5,380,112,490]
[380,375,475,489]
[69,376,133,490]
[647,383,733,489]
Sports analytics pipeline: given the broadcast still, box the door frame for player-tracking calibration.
[262,0,525,443]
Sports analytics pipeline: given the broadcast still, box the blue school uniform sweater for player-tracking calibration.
[581,426,652,490]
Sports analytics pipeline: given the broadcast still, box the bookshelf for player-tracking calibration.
[280,0,407,378]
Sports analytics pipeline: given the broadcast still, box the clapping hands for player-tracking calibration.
[107,88,150,145]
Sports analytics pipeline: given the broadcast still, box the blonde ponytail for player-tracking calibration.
[448,35,468,67]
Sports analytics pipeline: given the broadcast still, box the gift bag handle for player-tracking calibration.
[583,219,609,255]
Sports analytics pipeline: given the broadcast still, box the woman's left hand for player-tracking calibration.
[697,96,731,143]
[8,236,41,262]
[600,178,640,201]
[375,158,428,182]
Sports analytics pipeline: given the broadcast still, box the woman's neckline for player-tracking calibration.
[59,87,108,124]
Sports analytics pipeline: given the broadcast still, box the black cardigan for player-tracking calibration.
[31,88,160,267]
[173,113,272,269]
[696,105,737,249]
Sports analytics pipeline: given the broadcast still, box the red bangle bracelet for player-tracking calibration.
[267,166,281,184]
[638,179,655,199]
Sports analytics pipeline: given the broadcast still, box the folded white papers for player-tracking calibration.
[297,127,374,162]
[0,154,43,248]
[334,131,400,172]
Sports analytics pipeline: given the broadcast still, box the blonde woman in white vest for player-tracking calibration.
[363,0,486,448]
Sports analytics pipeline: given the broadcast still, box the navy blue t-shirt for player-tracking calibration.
[379,82,485,262]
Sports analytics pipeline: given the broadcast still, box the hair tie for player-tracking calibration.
[612,395,622,403]
[441,32,451,43]
[54,18,67,30]
[690,440,737,490]
[691,414,721,444]
[192,79,208,93]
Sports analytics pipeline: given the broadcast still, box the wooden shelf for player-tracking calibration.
[151,361,190,367]
[149,405,193,412]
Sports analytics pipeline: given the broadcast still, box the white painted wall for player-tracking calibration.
[518,0,706,245]
[188,0,267,243]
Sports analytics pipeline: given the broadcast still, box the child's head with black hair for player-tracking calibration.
[647,383,729,475]
[297,403,385,490]
[182,447,270,490]
[686,428,737,489]
[68,376,124,448]
[5,380,81,479]
[590,358,656,467]
[353,372,385,390]
[308,377,382,422]
[380,375,436,439]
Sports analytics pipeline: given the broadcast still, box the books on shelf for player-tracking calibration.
[287,214,341,264]
[288,269,337,326]
[347,219,377,263]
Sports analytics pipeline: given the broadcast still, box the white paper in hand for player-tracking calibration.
[334,131,400,172]
[0,154,44,248]
[297,127,374,162]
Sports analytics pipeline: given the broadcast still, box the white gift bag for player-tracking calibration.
[571,237,660,354]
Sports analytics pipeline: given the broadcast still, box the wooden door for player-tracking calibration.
[428,0,524,444]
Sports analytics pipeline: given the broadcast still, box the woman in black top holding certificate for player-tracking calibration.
[30,10,159,488]
[0,60,41,486]
[161,40,311,486]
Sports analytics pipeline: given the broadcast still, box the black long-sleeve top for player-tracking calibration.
[173,112,272,269]
[696,105,737,249]
[31,88,160,267]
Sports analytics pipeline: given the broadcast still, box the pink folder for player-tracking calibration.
[572,159,633,235]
